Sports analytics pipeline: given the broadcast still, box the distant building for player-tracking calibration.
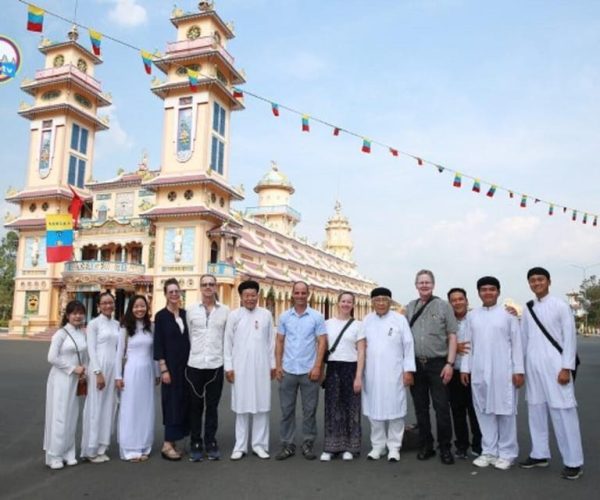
[5,3,375,335]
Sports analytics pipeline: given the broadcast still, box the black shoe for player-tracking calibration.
[205,442,220,461]
[519,457,549,469]
[440,449,455,465]
[189,442,204,462]
[275,445,295,461]
[417,448,436,461]
[302,441,316,461]
[454,449,468,460]
[561,466,583,480]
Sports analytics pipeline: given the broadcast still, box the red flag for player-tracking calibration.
[389,148,398,157]
[333,127,340,136]
[69,185,84,229]
[416,157,423,166]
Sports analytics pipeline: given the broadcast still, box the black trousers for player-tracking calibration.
[410,357,452,451]
[186,365,224,447]
[449,370,481,453]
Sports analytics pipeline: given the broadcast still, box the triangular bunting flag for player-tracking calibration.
[27,4,44,32]
[89,29,102,56]
[140,50,152,74]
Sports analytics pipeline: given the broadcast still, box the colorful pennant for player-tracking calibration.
[233,89,244,99]
[271,103,279,117]
[436,165,445,173]
[548,204,554,216]
[472,179,481,193]
[453,173,462,188]
[187,68,199,92]
[583,213,588,224]
[509,191,514,199]
[389,148,398,157]
[594,216,598,227]
[333,127,340,136]
[572,210,577,221]
[89,29,102,56]
[27,4,44,32]
[68,185,84,229]
[140,50,152,74]
[45,214,73,263]
[301,115,310,132]
[416,157,423,166]
[361,138,371,154]
[486,185,496,198]
[520,195,527,208]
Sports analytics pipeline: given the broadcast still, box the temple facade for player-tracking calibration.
[5,3,376,335]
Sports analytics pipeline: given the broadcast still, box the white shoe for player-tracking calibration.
[494,458,513,470]
[230,451,245,461]
[49,461,64,470]
[387,449,400,462]
[320,452,332,462]
[473,454,497,468]
[88,455,105,464]
[367,449,384,460]
[99,454,110,462]
[252,447,270,459]
[342,451,353,461]
[65,459,78,467]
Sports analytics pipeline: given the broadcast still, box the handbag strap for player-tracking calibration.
[526,300,563,353]
[62,327,82,366]
[328,318,355,355]
[409,296,436,328]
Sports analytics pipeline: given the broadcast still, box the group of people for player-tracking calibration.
[42,267,584,481]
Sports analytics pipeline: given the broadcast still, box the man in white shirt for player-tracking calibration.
[224,280,275,461]
[518,267,583,480]
[186,274,230,462]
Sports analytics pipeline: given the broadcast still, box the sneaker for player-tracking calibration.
[252,446,270,459]
[98,454,110,462]
[49,460,64,470]
[367,448,385,460]
[455,449,468,460]
[230,451,245,461]
[494,458,513,470]
[302,441,316,461]
[440,449,455,465]
[189,442,204,462]
[275,445,295,461]
[342,451,354,461]
[473,454,497,468]
[519,457,549,469]
[416,447,436,460]
[205,443,220,461]
[65,459,78,467]
[320,452,332,462]
[561,466,583,480]
[387,449,400,462]
[88,455,106,464]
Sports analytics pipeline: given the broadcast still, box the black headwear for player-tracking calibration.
[370,287,392,298]
[476,276,500,290]
[527,267,550,280]
[238,280,260,294]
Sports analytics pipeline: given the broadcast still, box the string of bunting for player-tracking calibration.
[19,1,599,228]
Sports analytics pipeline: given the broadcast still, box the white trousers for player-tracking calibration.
[368,417,405,452]
[528,403,584,467]
[475,409,518,461]
[233,412,270,453]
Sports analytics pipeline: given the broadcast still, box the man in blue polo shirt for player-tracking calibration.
[275,281,327,460]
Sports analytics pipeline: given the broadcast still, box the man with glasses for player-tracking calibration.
[186,274,230,462]
[406,269,458,465]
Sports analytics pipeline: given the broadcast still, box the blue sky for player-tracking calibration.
[1,0,600,306]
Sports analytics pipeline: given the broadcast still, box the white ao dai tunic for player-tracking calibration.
[362,311,415,420]
[224,307,275,414]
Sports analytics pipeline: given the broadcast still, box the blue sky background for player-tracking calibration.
[1,0,600,306]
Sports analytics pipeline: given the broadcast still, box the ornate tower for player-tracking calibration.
[5,26,110,333]
[140,2,244,309]
[324,201,354,261]
[245,162,301,235]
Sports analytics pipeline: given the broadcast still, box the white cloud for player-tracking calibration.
[108,0,148,27]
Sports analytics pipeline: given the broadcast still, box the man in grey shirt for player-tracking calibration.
[406,269,458,465]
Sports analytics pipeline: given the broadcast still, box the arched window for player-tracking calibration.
[210,241,219,263]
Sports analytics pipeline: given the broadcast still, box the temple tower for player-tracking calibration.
[140,2,244,310]
[324,201,354,261]
[5,26,110,333]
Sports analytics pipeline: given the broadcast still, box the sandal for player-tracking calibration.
[140,455,149,462]
[161,447,181,461]
[129,457,141,463]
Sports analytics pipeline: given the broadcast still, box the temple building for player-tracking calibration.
[5,2,375,335]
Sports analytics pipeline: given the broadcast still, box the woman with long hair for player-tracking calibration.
[81,292,120,463]
[43,300,88,469]
[115,295,160,462]
[154,278,190,460]
[320,291,365,461]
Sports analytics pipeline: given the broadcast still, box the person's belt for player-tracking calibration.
[415,356,445,364]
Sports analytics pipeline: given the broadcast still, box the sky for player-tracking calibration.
[1,0,600,307]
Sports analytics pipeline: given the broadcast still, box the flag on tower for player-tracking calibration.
[140,50,153,74]
[45,214,73,263]
[233,88,244,99]
[68,185,84,229]
[271,103,279,116]
[472,179,481,193]
[27,4,44,32]
[453,173,462,188]
[301,115,310,132]
[89,29,102,56]
[187,69,199,91]
[486,185,496,198]
[361,138,371,153]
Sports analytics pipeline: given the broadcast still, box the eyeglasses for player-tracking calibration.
[201,283,216,288]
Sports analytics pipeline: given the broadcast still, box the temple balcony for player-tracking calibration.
[63,260,146,277]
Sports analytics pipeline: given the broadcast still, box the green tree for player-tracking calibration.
[0,231,18,324]
[578,274,600,328]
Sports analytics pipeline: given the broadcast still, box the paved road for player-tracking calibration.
[0,337,598,500]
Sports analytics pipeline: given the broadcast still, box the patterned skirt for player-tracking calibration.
[323,361,362,454]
